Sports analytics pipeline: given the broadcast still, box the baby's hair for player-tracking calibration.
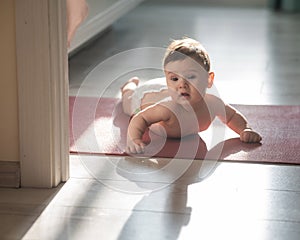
[163,37,211,72]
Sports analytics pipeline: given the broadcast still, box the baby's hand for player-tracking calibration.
[126,138,146,154]
[240,129,262,143]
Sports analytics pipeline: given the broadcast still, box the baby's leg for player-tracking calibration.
[121,77,139,115]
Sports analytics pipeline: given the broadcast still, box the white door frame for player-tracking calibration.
[15,0,69,188]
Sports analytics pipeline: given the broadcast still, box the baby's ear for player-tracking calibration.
[207,72,215,88]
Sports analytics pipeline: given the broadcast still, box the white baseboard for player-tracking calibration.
[148,0,268,7]
[0,162,20,188]
[68,0,144,54]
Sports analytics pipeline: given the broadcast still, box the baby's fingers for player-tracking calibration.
[240,130,262,143]
[126,143,145,154]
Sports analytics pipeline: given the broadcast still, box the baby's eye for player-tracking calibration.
[170,76,178,81]
[186,75,196,80]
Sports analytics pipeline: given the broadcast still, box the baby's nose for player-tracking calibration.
[178,78,188,87]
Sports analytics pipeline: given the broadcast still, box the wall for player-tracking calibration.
[69,0,144,53]
[0,0,19,162]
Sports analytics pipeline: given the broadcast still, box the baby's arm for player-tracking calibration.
[210,95,261,143]
[224,104,262,143]
[126,104,170,154]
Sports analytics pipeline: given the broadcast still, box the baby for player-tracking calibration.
[121,38,262,154]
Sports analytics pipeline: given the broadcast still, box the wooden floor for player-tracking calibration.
[1,1,300,239]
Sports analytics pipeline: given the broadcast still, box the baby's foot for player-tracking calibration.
[121,77,140,95]
[128,77,139,86]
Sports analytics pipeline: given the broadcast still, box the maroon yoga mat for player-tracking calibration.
[69,96,300,164]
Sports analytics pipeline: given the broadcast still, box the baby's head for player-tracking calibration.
[162,38,214,107]
[163,38,211,72]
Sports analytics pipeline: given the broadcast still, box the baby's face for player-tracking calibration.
[164,58,212,107]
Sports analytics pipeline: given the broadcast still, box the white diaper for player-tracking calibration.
[130,77,168,114]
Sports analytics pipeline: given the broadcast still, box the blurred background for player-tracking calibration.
[69,0,300,105]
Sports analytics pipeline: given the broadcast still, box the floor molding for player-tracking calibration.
[0,161,20,188]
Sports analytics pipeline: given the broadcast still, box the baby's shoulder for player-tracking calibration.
[204,94,227,115]
[143,100,174,121]
[156,99,177,111]
[204,94,224,106]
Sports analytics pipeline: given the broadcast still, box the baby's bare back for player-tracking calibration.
[140,89,170,110]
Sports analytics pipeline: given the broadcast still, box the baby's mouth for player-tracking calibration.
[180,92,190,98]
